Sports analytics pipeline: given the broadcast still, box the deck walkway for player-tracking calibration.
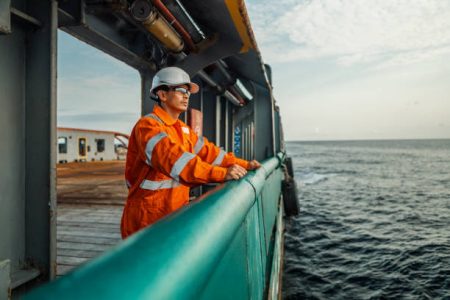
[56,161,127,276]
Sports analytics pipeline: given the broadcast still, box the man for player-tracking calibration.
[121,67,261,238]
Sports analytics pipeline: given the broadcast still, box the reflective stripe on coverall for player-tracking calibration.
[120,105,250,238]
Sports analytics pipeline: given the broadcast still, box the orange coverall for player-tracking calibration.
[121,105,249,238]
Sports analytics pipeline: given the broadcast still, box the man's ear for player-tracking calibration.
[156,90,166,102]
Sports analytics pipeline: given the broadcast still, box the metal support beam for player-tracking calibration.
[59,8,156,72]
[140,70,156,116]
[215,96,221,146]
[24,0,58,280]
[0,260,10,300]
[175,37,240,76]
[252,83,275,161]
[0,0,26,284]
[200,89,216,142]
[11,7,43,28]
[225,100,229,150]
[0,0,11,34]
[198,71,241,106]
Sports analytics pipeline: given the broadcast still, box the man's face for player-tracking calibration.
[158,84,190,113]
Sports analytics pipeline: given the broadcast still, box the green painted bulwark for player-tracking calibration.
[25,155,285,300]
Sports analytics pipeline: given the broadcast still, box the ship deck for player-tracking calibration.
[56,161,126,276]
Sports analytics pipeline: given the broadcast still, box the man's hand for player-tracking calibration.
[225,164,247,181]
[248,160,261,170]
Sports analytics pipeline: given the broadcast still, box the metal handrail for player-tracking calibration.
[25,155,282,300]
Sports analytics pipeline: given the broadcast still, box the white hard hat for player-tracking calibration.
[150,67,199,100]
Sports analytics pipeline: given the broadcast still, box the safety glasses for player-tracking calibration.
[171,87,191,96]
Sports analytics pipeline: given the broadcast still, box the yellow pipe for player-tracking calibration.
[141,10,184,53]
[131,0,184,53]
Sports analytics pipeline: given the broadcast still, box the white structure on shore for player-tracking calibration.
[57,127,128,163]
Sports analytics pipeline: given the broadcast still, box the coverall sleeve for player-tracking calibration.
[191,133,250,170]
[136,118,228,185]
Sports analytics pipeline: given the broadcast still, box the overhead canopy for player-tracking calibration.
[58,0,271,89]
[176,0,270,87]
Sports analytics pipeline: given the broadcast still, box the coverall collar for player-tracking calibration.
[153,105,179,126]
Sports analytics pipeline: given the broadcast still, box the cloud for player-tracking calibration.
[247,0,450,66]
[373,45,450,69]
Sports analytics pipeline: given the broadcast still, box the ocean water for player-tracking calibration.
[282,139,450,300]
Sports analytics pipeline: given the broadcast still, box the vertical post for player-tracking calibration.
[200,89,215,141]
[140,70,155,116]
[273,108,281,153]
[215,96,221,146]
[0,0,26,282]
[49,0,58,280]
[224,100,229,151]
[270,94,276,159]
[253,83,274,161]
[243,124,248,160]
[199,81,204,113]
[0,260,10,300]
[0,0,11,34]
[24,0,58,278]
[250,122,254,160]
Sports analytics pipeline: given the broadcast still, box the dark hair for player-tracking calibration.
[153,85,169,104]
[155,85,169,93]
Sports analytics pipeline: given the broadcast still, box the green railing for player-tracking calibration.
[25,154,284,300]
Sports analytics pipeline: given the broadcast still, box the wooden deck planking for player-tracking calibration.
[57,230,121,239]
[57,249,104,259]
[57,256,90,266]
[56,205,123,276]
[57,226,120,234]
[56,161,127,276]
[57,235,119,246]
[57,241,115,252]
[57,221,121,229]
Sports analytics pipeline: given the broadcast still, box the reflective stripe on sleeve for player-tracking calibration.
[145,132,167,165]
[194,136,204,154]
[140,179,180,190]
[170,152,196,181]
[212,149,226,166]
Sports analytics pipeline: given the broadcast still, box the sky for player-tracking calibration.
[58,0,450,141]
[57,33,141,135]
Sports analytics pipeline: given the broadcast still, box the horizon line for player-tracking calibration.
[286,137,450,142]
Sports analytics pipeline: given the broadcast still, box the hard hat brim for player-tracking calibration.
[188,82,199,94]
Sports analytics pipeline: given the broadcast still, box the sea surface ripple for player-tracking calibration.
[282,139,450,300]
